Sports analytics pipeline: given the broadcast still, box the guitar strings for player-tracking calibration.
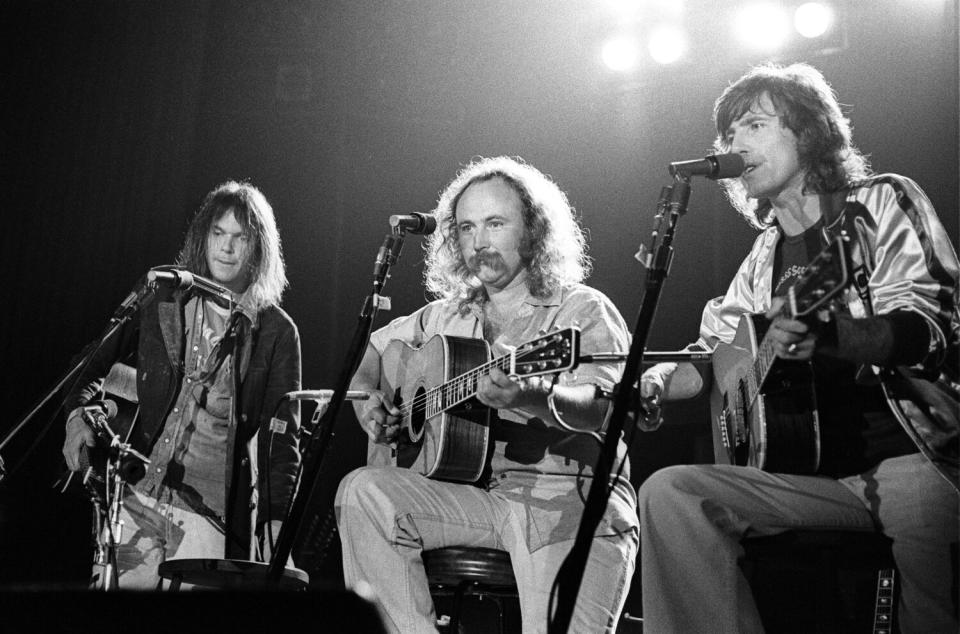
[396,354,514,419]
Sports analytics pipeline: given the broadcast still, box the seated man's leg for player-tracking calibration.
[335,466,507,634]
[507,525,637,633]
[99,487,223,590]
[495,476,639,633]
[637,464,876,634]
[840,453,959,634]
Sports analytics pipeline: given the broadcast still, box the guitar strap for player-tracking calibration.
[819,189,874,317]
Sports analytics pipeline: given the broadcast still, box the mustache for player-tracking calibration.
[467,251,503,271]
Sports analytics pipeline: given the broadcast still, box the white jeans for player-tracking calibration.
[637,454,959,634]
[335,466,639,634]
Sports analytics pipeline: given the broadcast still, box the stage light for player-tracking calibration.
[794,2,834,38]
[734,3,792,51]
[648,25,687,65]
[602,36,641,72]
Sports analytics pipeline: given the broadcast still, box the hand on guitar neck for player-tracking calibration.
[763,295,822,361]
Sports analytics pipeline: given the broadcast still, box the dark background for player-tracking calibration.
[1,0,956,601]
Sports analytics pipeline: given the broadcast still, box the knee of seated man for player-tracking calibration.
[637,465,710,511]
[335,466,396,515]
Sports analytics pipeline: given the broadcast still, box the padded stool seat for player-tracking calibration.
[741,530,895,633]
[422,547,519,633]
[156,558,309,591]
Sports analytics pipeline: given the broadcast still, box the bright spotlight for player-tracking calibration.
[648,25,687,65]
[602,36,640,72]
[734,3,792,51]
[794,2,834,38]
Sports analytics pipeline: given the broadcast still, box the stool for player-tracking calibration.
[740,530,896,633]
[422,547,520,633]
[156,558,309,591]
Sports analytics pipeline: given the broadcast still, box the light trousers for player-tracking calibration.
[637,454,958,634]
[335,466,638,634]
[90,486,225,590]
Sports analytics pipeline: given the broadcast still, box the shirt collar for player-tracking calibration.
[230,288,260,329]
[464,285,565,319]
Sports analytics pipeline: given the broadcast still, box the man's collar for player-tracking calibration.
[467,285,564,316]
[230,288,260,329]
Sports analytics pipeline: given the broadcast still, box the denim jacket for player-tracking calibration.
[697,174,959,489]
[65,282,302,557]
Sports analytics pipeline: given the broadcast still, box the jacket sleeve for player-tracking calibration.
[257,320,302,525]
[697,228,775,350]
[856,176,960,374]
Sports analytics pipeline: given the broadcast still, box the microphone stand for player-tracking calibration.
[267,228,407,583]
[0,281,155,483]
[548,177,691,633]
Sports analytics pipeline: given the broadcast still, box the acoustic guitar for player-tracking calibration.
[710,233,851,474]
[379,328,580,483]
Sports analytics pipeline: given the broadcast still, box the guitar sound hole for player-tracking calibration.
[410,386,426,437]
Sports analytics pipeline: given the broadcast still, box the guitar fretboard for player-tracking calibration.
[401,354,514,420]
[873,568,895,634]
[398,333,572,420]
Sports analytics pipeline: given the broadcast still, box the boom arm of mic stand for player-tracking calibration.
[548,179,691,633]
[267,230,406,583]
[0,282,155,482]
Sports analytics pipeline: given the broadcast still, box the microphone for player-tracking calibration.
[284,390,370,402]
[80,400,119,431]
[147,268,235,304]
[77,399,149,484]
[668,153,745,180]
[389,212,437,235]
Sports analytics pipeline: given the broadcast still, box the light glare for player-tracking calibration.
[648,26,687,65]
[735,3,792,51]
[602,36,640,72]
[794,3,834,38]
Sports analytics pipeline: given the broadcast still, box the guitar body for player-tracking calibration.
[380,334,493,483]
[710,314,822,474]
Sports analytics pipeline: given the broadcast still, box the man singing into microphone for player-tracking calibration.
[336,156,638,632]
[62,180,302,589]
[636,63,958,632]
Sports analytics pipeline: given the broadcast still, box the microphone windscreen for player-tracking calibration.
[102,399,119,419]
[710,153,746,179]
[417,214,438,235]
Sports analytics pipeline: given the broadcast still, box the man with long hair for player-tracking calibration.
[336,156,638,632]
[62,181,302,589]
[637,63,958,632]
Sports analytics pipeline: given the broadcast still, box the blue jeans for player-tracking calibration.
[335,466,638,634]
[637,454,958,634]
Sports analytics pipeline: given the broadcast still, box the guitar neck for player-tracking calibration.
[401,351,520,420]
[405,330,577,419]
[873,568,895,634]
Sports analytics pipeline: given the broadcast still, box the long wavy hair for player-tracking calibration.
[713,62,872,228]
[177,180,288,310]
[424,156,591,312]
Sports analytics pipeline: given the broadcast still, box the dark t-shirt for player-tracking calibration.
[772,222,917,477]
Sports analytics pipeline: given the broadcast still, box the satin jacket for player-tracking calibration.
[696,174,959,489]
[65,282,302,557]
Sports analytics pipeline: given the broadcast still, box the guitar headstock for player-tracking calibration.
[511,328,581,378]
[789,232,851,319]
